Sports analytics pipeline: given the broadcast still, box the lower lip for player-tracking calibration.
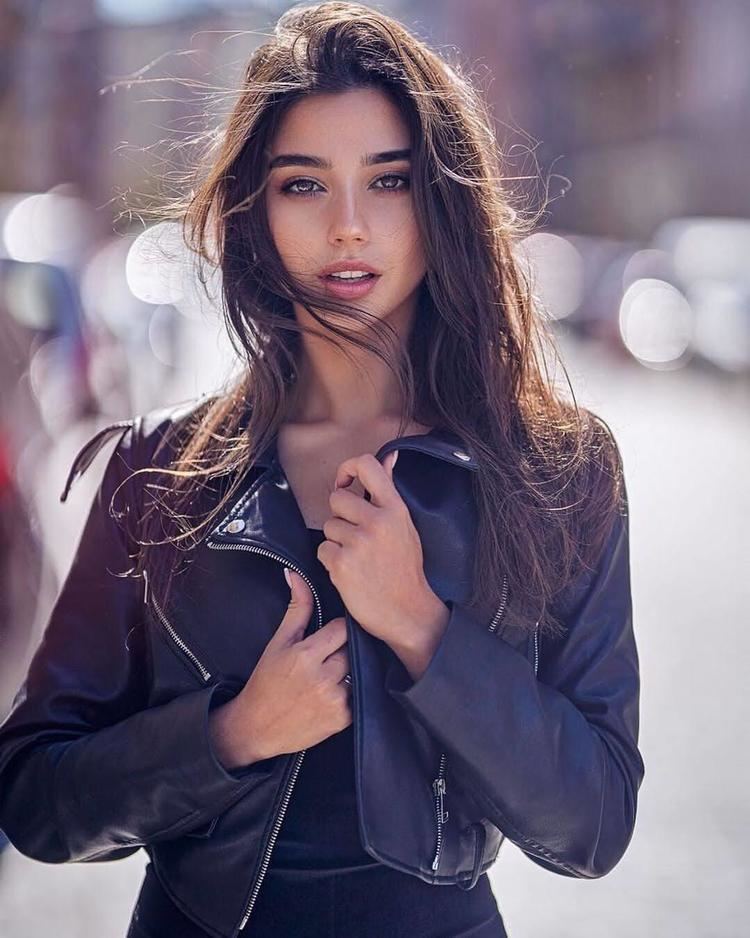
[319,273,380,299]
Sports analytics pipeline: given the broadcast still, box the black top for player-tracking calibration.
[266,526,380,873]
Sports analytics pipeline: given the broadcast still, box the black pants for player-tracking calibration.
[127,861,508,938]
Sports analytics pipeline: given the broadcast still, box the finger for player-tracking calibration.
[316,535,343,573]
[302,615,348,659]
[322,647,350,681]
[319,513,360,547]
[326,486,377,530]
[333,453,400,509]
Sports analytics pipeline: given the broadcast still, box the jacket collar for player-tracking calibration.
[249,423,478,473]
[205,424,477,581]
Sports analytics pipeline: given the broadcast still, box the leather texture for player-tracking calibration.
[0,398,644,938]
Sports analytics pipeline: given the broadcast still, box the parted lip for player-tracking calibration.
[318,259,381,277]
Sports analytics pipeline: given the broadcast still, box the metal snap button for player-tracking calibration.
[225,519,246,534]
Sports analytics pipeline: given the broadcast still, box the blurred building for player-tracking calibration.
[1,0,748,240]
[430,0,750,238]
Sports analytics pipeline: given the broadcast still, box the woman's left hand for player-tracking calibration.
[317,450,449,669]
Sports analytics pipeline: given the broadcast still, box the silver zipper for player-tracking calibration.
[237,748,305,926]
[487,574,509,633]
[143,569,212,682]
[205,539,323,932]
[431,752,449,871]
[487,576,539,676]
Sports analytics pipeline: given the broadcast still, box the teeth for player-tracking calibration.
[328,270,372,279]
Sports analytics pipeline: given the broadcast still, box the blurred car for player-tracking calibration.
[523,218,750,375]
[650,216,750,374]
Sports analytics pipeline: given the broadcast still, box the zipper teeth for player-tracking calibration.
[487,575,509,633]
[238,748,306,929]
[205,539,323,932]
[431,751,449,871]
[205,541,323,629]
[143,570,212,682]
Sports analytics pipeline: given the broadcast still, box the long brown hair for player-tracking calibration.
[124,0,625,638]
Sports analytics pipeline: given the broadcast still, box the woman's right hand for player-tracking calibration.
[208,569,352,770]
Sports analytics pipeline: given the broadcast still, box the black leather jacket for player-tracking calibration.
[0,400,644,938]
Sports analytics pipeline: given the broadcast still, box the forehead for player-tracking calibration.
[270,87,409,153]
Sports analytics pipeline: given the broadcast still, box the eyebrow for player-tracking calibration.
[268,148,411,171]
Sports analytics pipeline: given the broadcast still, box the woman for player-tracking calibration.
[0,3,644,937]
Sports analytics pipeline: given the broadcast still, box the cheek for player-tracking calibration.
[265,194,291,242]
[266,198,317,262]
[378,203,423,253]
[389,214,426,271]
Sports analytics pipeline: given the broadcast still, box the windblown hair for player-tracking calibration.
[124,0,625,637]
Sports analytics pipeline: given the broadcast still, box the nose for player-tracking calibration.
[327,186,370,247]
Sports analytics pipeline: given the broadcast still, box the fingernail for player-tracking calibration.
[284,567,292,588]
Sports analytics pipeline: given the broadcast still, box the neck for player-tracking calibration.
[286,290,420,428]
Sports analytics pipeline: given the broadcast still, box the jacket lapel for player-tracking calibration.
[206,425,478,599]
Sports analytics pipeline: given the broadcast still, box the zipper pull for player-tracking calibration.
[142,569,149,605]
[433,776,448,823]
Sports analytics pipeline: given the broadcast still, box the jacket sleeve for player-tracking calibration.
[384,479,644,879]
[0,419,275,864]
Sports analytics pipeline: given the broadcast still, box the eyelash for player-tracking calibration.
[280,173,411,197]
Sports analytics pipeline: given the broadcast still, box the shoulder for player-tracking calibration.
[59,394,220,503]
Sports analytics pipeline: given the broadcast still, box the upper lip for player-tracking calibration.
[318,260,381,277]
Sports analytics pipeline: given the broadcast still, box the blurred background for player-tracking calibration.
[0,1,748,936]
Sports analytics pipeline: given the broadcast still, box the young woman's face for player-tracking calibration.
[264,86,427,329]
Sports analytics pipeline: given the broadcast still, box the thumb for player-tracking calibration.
[273,568,314,645]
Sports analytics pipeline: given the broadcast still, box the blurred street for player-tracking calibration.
[1,333,747,938]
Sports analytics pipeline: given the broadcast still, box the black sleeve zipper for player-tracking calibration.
[431,576,540,877]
